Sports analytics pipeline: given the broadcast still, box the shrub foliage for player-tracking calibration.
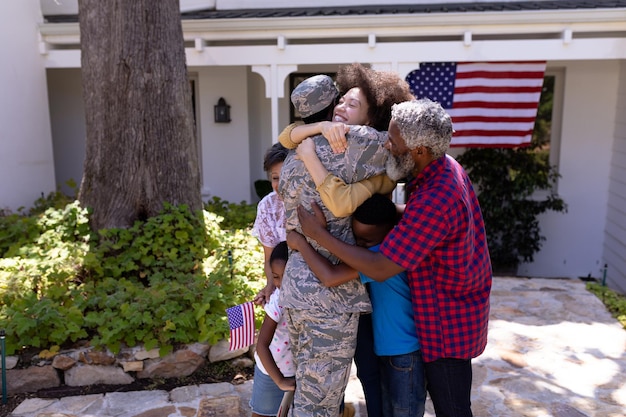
[0,196,263,356]
[457,147,566,272]
[586,282,626,329]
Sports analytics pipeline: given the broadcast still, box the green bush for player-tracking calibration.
[0,197,264,356]
[28,179,78,215]
[204,196,257,230]
[0,212,40,258]
[586,282,626,329]
[457,147,566,272]
[0,180,78,257]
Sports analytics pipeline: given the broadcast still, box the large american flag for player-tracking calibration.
[226,301,255,351]
[406,61,547,147]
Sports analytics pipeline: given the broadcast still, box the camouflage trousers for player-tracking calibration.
[285,308,359,417]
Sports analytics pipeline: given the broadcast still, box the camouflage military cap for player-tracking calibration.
[290,75,339,118]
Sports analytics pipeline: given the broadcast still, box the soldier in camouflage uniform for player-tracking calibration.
[278,74,390,417]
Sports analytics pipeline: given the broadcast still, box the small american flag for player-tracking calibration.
[406,61,547,147]
[226,301,255,351]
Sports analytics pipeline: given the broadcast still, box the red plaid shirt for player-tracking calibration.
[380,155,491,363]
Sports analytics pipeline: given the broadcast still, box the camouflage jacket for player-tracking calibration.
[278,125,389,314]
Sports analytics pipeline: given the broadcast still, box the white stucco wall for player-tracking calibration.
[0,1,56,211]
[519,60,618,279]
[46,66,260,206]
[196,66,252,203]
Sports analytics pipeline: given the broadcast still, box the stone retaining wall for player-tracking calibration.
[0,340,253,395]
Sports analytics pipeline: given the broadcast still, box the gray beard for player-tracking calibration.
[386,153,415,181]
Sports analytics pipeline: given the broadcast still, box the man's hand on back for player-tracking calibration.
[297,201,327,241]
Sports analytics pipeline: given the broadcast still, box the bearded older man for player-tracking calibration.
[297,99,492,417]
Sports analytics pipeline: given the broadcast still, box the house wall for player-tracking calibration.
[604,60,626,293]
[46,66,255,204]
[0,1,56,211]
[47,68,85,195]
[196,66,252,203]
[519,60,618,280]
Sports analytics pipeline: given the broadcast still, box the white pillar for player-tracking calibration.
[251,64,298,141]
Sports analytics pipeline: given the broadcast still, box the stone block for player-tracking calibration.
[1,365,60,394]
[0,355,18,369]
[52,354,77,371]
[135,347,161,361]
[137,349,205,379]
[65,364,134,386]
[196,396,240,417]
[121,360,143,372]
[208,339,248,363]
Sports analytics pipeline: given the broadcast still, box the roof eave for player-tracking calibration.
[39,7,626,46]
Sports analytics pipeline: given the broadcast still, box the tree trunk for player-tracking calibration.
[77,0,201,230]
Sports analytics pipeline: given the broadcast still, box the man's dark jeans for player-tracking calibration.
[424,357,473,417]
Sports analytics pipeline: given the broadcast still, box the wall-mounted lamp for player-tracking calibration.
[214,97,231,123]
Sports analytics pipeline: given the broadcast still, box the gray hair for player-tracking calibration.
[391,99,453,159]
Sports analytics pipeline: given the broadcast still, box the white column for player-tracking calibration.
[251,64,298,141]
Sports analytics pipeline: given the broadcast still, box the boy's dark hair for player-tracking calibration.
[269,241,289,264]
[263,142,289,172]
[353,194,397,227]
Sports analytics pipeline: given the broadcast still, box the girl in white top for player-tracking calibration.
[250,242,295,417]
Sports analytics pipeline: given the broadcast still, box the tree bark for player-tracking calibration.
[77,0,201,230]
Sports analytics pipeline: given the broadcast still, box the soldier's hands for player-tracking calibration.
[295,138,316,160]
[320,121,349,154]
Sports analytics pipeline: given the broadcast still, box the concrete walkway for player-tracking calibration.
[8,277,626,417]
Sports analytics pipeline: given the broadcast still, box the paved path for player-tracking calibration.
[8,277,626,417]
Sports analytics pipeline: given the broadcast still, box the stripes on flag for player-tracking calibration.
[226,301,256,351]
[405,61,547,147]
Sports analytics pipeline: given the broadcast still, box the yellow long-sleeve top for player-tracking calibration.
[279,123,396,217]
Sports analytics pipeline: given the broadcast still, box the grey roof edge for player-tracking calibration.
[44,0,626,23]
